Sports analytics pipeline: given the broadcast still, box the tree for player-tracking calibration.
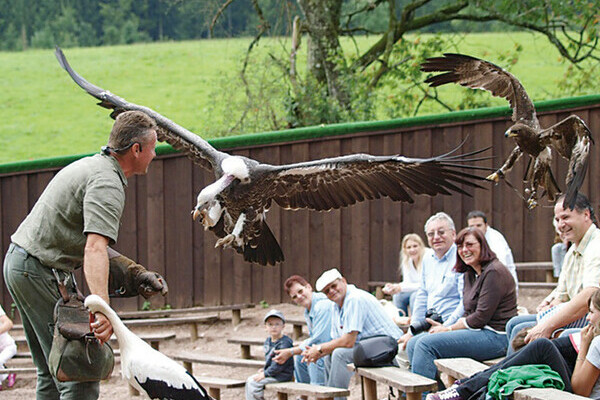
[212,0,599,128]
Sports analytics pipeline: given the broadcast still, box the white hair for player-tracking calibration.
[424,212,455,233]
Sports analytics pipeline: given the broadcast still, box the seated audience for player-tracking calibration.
[427,288,600,400]
[409,227,517,383]
[0,304,16,390]
[273,275,332,385]
[398,212,465,356]
[245,309,293,400]
[302,268,402,400]
[506,193,600,353]
[382,233,431,317]
[467,210,518,286]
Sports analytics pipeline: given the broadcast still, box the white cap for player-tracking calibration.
[315,268,342,292]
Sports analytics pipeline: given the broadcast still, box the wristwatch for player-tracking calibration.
[316,345,323,354]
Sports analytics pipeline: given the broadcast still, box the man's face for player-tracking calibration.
[133,129,157,175]
[467,217,488,234]
[288,282,313,309]
[322,278,347,305]
[426,218,456,257]
[554,202,591,245]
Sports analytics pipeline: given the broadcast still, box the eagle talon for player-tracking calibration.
[485,172,501,183]
[215,234,243,249]
[526,198,538,209]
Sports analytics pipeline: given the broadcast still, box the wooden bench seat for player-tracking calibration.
[349,364,437,400]
[367,281,388,300]
[118,303,254,326]
[265,381,350,400]
[518,282,557,289]
[171,353,263,374]
[227,337,299,359]
[195,376,246,400]
[434,358,588,400]
[286,318,307,340]
[0,366,37,374]
[516,261,555,283]
[123,315,217,340]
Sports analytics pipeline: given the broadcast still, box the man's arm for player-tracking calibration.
[525,286,596,343]
[302,331,358,363]
[107,247,168,298]
[84,233,113,343]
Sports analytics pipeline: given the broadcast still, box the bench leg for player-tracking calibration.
[232,309,241,326]
[375,286,384,300]
[292,325,302,340]
[208,387,220,400]
[128,384,140,396]
[277,392,288,400]
[406,392,422,400]
[363,377,377,400]
[150,340,159,351]
[241,344,251,359]
[190,323,198,341]
[183,361,193,374]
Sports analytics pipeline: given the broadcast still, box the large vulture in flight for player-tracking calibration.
[421,53,593,210]
[56,47,488,266]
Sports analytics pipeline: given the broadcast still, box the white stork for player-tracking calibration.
[84,295,212,400]
[56,47,490,266]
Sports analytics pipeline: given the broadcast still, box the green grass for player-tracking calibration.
[0,32,586,165]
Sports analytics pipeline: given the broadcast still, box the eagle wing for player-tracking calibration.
[251,148,489,211]
[54,47,227,172]
[541,115,594,209]
[421,53,539,128]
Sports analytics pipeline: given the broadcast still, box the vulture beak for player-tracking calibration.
[191,205,207,222]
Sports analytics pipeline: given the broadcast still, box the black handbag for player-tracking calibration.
[353,335,398,367]
[48,270,114,382]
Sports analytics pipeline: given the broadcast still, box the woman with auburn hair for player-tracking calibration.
[408,227,517,384]
[427,288,600,400]
[383,233,430,316]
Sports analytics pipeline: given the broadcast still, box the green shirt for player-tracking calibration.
[12,154,127,271]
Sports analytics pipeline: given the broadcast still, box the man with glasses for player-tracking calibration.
[273,275,332,385]
[398,212,465,361]
[302,268,402,400]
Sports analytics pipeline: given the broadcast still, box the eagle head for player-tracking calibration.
[505,123,535,139]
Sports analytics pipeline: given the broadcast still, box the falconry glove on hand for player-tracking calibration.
[108,254,168,299]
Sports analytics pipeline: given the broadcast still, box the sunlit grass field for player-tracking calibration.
[0,32,585,164]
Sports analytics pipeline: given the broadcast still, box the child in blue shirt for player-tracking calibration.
[245,309,294,400]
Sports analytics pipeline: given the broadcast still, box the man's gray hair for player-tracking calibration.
[424,212,455,233]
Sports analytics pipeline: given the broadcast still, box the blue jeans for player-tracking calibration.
[323,347,355,400]
[392,290,417,316]
[409,329,508,380]
[294,354,326,385]
[506,314,537,355]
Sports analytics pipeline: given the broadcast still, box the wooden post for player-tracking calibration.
[363,377,377,400]
[241,344,251,359]
[545,270,557,283]
[292,324,303,340]
[277,392,288,400]
[183,361,193,374]
[232,309,241,326]
[190,323,198,341]
[150,340,159,351]
[208,387,220,400]
[128,384,140,396]
[375,286,384,300]
[406,392,422,400]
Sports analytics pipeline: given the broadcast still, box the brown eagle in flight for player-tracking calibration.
[421,53,593,210]
[56,47,488,266]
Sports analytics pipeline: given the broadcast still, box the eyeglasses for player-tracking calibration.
[323,280,341,295]
[458,241,480,250]
[266,322,283,327]
[291,288,305,301]
[426,229,447,238]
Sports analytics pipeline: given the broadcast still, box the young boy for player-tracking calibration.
[245,309,294,400]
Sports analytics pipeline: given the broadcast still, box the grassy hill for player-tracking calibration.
[0,32,584,165]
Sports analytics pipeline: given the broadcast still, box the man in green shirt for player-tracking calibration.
[4,110,167,400]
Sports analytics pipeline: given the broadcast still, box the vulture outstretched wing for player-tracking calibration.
[421,53,538,127]
[252,148,490,212]
[541,115,594,208]
[55,47,226,173]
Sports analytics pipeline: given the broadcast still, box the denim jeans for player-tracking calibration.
[323,347,355,400]
[392,290,418,316]
[456,337,576,399]
[409,328,508,380]
[505,314,537,355]
[294,354,326,385]
[245,375,279,400]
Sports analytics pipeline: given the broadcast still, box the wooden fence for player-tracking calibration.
[1,96,600,313]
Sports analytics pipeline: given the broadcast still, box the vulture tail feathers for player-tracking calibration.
[244,222,284,266]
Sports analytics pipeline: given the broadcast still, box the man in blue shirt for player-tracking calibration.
[398,212,464,362]
[273,275,333,385]
[303,268,402,400]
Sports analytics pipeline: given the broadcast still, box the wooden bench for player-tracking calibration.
[14,331,175,351]
[123,315,217,340]
[171,353,263,374]
[0,366,37,374]
[348,364,437,400]
[265,381,350,400]
[195,376,246,400]
[518,282,557,289]
[118,303,255,326]
[286,318,307,340]
[516,261,556,283]
[367,281,388,300]
[434,358,589,400]
[227,337,299,359]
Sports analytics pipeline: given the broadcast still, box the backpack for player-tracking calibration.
[353,335,398,367]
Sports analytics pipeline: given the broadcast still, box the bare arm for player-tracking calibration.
[571,325,600,396]
[84,233,113,343]
[302,331,358,363]
[0,314,13,335]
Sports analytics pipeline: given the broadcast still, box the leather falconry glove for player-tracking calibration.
[107,249,168,298]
